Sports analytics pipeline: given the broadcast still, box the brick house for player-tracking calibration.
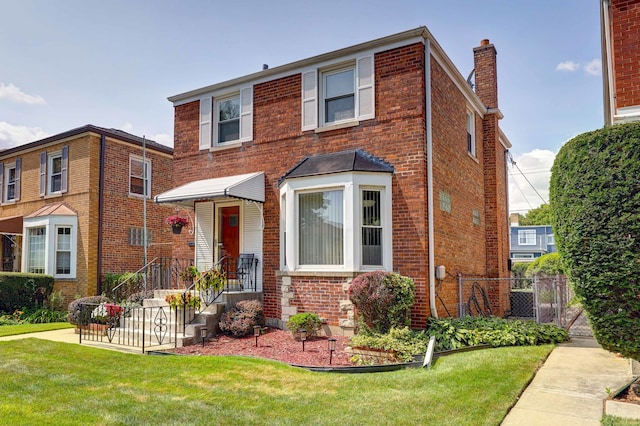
[601,0,640,124]
[157,27,512,334]
[0,125,175,304]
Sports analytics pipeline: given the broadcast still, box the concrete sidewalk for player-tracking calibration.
[0,327,145,353]
[502,337,635,425]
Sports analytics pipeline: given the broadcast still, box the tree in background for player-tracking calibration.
[519,203,552,226]
[524,252,563,277]
[550,122,640,361]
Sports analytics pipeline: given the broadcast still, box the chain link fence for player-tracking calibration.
[456,274,592,337]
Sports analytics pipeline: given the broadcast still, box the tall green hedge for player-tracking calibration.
[0,273,55,313]
[550,122,640,360]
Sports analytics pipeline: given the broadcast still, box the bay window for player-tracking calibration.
[23,214,77,278]
[298,190,344,265]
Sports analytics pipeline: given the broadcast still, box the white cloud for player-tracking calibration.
[121,122,134,132]
[0,83,46,105]
[584,59,602,76]
[556,61,580,72]
[151,133,173,147]
[0,122,49,149]
[508,149,556,215]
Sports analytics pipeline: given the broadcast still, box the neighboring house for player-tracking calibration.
[0,125,175,304]
[509,214,556,262]
[601,0,640,124]
[156,27,512,334]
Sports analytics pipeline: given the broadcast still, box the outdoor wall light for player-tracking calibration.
[254,325,261,347]
[201,327,208,348]
[300,329,307,352]
[328,338,337,365]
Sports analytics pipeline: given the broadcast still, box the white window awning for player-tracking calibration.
[154,172,265,207]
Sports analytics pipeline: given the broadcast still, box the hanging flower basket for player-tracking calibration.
[166,215,188,234]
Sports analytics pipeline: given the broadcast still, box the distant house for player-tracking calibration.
[509,213,556,262]
[601,0,640,124]
[157,27,512,334]
[0,125,175,304]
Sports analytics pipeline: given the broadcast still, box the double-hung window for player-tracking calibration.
[361,190,382,266]
[56,227,71,275]
[466,109,476,157]
[302,55,374,131]
[518,230,536,246]
[39,146,68,196]
[0,159,21,203]
[129,155,151,198]
[199,87,253,150]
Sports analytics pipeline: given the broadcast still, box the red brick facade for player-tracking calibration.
[610,0,640,109]
[169,28,511,332]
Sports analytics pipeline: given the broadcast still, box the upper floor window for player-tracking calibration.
[518,229,536,245]
[199,87,253,150]
[547,234,555,245]
[0,159,21,203]
[302,56,374,131]
[129,155,151,198]
[39,146,68,196]
[467,109,476,157]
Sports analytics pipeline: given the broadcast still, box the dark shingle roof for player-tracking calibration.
[279,149,394,185]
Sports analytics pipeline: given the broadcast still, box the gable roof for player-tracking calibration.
[25,202,77,218]
[279,149,394,185]
[0,124,172,158]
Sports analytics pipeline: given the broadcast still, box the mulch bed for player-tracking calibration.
[171,328,354,367]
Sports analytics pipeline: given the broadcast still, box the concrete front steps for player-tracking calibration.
[107,290,227,350]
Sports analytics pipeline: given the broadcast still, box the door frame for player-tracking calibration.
[214,201,243,264]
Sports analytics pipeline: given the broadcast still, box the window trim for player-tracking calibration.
[55,226,72,275]
[199,86,253,150]
[129,154,151,199]
[280,172,392,272]
[48,151,63,195]
[2,160,20,203]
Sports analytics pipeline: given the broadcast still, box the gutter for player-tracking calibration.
[97,134,106,294]
[425,38,438,318]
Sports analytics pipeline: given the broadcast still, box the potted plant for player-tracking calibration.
[166,215,188,234]
[196,268,226,304]
[165,293,200,327]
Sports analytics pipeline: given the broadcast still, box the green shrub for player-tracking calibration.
[426,316,568,351]
[350,327,429,362]
[511,262,532,289]
[218,300,263,337]
[0,273,54,313]
[550,122,640,360]
[286,312,323,339]
[348,271,415,334]
[67,295,110,326]
[525,252,564,277]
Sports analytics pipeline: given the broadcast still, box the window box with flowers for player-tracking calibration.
[166,215,188,234]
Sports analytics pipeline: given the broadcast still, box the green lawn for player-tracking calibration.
[0,338,552,425]
[0,322,73,337]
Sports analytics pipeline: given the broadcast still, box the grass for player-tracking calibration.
[602,415,640,426]
[0,322,74,337]
[0,338,552,425]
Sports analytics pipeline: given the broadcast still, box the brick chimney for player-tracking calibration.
[510,213,519,227]
[473,39,498,109]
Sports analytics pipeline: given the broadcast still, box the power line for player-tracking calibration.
[507,154,548,205]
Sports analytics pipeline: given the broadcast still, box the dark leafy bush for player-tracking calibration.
[511,262,532,289]
[286,312,322,339]
[426,316,569,352]
[348,271,415,334]
[218,300,264,337]
[550,122,640,360]
[0,273,54,313]
[25,291,67,323]
[67,295,110,326]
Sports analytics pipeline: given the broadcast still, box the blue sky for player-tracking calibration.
[0,0,603,213]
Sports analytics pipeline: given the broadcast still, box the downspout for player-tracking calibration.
[601,0,615,126]
[96,134,106,294]
[425,38,438,318]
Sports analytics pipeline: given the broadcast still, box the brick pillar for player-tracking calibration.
[474,39,510,315]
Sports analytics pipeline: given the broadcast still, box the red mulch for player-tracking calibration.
[171,328,354,367]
